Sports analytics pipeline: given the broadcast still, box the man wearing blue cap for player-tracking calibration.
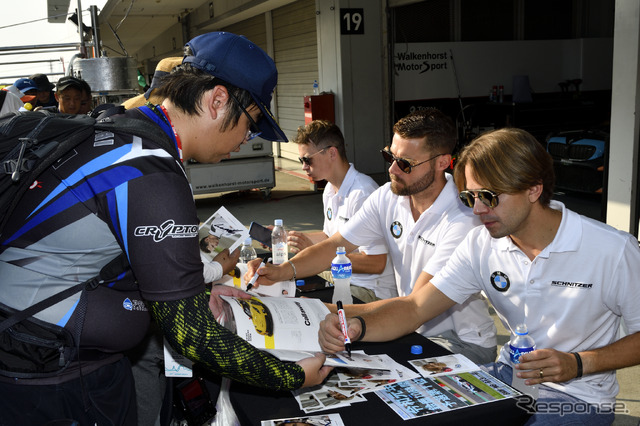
[4,77,38,105]
[0,32,330,425]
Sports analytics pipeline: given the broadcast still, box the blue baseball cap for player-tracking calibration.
[183,32,287,142]
[14,78,38,94]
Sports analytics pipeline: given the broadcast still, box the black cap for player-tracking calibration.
[56,76,84,92]
[29,73,55,92]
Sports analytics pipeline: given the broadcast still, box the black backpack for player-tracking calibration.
[0,109,178,378]
[0,109,177,237]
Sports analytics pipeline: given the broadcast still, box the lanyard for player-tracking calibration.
[139,103,183,161]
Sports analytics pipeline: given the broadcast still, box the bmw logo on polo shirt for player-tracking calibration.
[390,221,403,239]
[326,207,332,220]
[490,271,510,292]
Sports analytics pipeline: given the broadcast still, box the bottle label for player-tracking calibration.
[331,262,352,279]
[273,242,288,264]
[509,344,535,364]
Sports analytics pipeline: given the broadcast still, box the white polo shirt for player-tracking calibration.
[341,173,497,348]
[323,164,397,299]
[431,201,640,405]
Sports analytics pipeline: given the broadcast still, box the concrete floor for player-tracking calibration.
[195,157,639,425]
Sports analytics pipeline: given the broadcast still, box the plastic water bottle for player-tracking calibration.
[509,323,539,399]
[331,247,353,305]
[312,79,319,95]
[239,237,257,263]
[271,219,288,265]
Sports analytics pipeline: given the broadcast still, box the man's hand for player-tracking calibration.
[287,230,315,254]
[243,257,283,288]
[207,284,251,321]
[213,248,240,275]
[296,353,333,388]
[318,313,362,353]
[515,348,580,385]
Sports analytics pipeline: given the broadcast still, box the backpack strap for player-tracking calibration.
[3,112,56,181]
[0,113,96,237]
[94,110,181,164]
[0,253,129,334]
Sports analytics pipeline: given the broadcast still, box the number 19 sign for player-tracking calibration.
[340,8,364,35]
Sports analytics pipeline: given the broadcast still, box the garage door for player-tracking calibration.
[272,0,318,159]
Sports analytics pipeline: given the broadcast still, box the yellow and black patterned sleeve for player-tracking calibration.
[147,291,305,390]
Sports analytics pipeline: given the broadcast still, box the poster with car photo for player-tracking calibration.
[198,206,250,261]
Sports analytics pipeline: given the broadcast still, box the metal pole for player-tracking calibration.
[90,5,101,58]
[77,0,86,56]
[0,43,80,53]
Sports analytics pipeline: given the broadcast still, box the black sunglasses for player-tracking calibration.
[227,91,262,141]
[298,147,329,166]
[380,147,443,174]
[458,189,500,209]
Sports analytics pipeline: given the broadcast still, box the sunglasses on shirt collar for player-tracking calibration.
[458,189,500,209]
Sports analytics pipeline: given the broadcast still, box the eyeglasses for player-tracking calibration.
[380,147,443,174]
[458,189,500,209]
[298,147,329,166]
[227,91,262,141]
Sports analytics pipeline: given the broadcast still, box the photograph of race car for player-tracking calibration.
[237,297,274,337]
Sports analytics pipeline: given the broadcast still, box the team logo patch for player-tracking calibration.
[327,208,333,220]
[551,281,593,289]
[134,219,198,242]
[390,221,403,239]
[123,298,148,311]
[490,271,510,292]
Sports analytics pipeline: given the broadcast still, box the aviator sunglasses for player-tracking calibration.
[227,91,262,141]
[458,189,500,209]
[298,147,329,166]
[380,147,443,174]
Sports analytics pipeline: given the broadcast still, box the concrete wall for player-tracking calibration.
[317,0,389,176]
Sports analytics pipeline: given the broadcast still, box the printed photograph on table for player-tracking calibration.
[198,206,250,260]
[291,355,420,413]
[293,372,367,414]
[375,370,522,420]
[409,353,479,377]
[261,413,345,425]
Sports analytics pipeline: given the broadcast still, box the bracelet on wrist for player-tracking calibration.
[572,352,583,378]
[353,316,366,342]
[288,260,297,281]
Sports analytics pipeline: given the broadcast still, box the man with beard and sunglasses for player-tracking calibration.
[319,127,640,425]
[287,120,397,302]
[247,108,497,365]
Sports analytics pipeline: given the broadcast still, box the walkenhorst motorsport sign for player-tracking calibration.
[393,39,613,102]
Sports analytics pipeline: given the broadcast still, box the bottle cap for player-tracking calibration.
[296,279,305,286]
[410,345,423,355]
[336,246,346,254]
[244,237,252,245]
[274,219,283,226]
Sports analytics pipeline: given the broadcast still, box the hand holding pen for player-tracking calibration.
[336,301,352,357]
[246,257,271,291]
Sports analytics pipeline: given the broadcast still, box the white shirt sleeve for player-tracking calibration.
[202,260,223,284]
[431,229,484,304]
[422,218,478,277]
[340,188,385,248]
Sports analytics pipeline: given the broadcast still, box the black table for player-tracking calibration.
[198,285,531,426]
